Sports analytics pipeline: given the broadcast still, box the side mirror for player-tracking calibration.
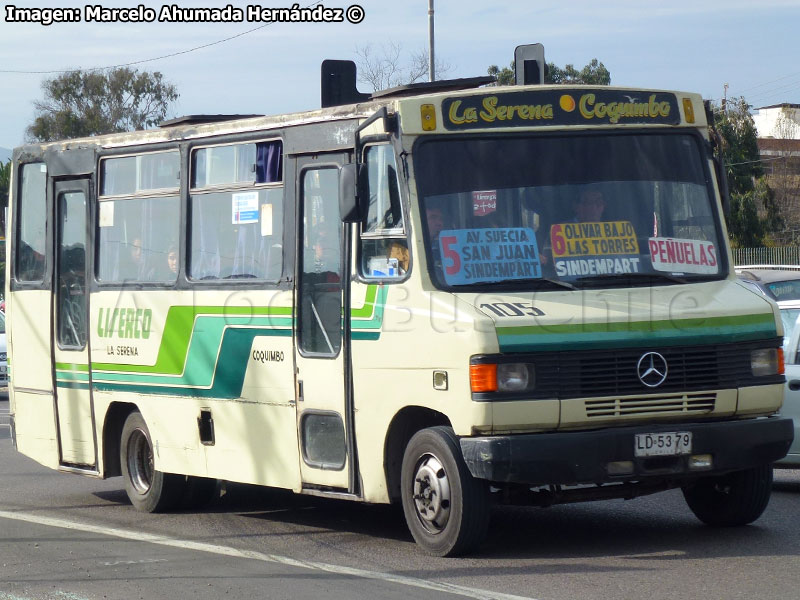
[339,163,363,223]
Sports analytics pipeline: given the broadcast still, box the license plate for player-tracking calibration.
[634,432,692,457]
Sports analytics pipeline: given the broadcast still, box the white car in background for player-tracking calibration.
[0,311,7,394]
[777,301,800,466]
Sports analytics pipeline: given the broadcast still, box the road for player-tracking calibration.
[0,397,799,600]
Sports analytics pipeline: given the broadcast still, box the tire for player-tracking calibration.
[120,411,185,513]
[400,426,490,557]
[682,465,773,527]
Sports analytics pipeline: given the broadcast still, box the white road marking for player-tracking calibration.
[0,510,535,600]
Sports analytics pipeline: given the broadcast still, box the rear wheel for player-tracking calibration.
[682,465,773,526]
[400,426,490,556]
[120,411,185,512]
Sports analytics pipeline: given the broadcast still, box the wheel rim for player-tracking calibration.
[411,453,451,534]
[127,427,154,495]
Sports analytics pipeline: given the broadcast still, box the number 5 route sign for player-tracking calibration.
[438,228,542,286]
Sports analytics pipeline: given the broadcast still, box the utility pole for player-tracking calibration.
[723,83,729,114]
[428,0,435,82]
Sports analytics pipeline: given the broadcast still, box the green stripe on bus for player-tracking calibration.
[496,313,777,352]
[55,285,387,379]
[91,328,286,399]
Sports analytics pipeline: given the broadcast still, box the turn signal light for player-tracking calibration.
[470,364,498,392]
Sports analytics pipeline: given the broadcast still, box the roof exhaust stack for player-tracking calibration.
[514,43,546,85]
[321,60,371,108]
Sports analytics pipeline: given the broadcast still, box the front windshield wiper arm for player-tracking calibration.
[575,272,689,285]
[492,277,576,290]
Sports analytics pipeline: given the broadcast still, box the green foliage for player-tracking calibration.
[488,58,610,86]
[715,97,764,195]
[546,59,610,85]
[487,64,514,86]
[26,67,179,142]
[714,97,780,247]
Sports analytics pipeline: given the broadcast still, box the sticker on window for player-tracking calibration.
[99,201,114,227]
[550,221,641,277]
[232,191,259,224]
[438,227,541,285]
[648,237,718,274]
[261,203,273,236]
[472,190,497,217]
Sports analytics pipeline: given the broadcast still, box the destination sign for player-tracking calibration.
[438,227,541,286]
[441,89,680,130]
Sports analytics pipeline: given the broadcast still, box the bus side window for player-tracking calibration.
[15,163,48,283]
[189,141,284,281]
[360,144,408,279]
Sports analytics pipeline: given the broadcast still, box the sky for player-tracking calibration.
[1,0,800,151]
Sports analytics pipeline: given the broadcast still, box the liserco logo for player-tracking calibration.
[637,352,668,388]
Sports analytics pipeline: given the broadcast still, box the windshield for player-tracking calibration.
[415,133,724,290]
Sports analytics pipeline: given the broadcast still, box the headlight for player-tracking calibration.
[751,348,784,376]
[498,363,535,392]
[470,362,536,393]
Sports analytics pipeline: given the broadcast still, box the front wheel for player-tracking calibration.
[400,426,490,557]
[682,465,773,527]
[120,411,185,512]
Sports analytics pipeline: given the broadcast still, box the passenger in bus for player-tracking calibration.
[166,245,178,276]
[387,240,409,273]
[573,188,606,222]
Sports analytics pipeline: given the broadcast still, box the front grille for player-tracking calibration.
[472,340,783,401]
[585,392,716,418]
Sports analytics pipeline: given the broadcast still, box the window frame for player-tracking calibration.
[95,148,183,288]
[356,141,412,283]
[187,138,285,284]
[12,161,50,288]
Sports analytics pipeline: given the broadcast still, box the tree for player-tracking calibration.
[715,97,781,246]
[547,59,610,85]
[26,67,179,142]
[487,58,610,86]
[354,43,451,92]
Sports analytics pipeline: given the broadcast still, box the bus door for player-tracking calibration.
[293,153,355,492]
[52,178,96,468]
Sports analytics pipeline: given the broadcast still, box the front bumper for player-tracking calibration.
[460,417,793,485]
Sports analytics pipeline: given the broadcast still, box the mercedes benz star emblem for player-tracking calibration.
[637,352,668,388]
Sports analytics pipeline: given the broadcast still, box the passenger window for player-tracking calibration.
[16,163,48,283]
[97,151,182,284]
[101,152,180,196]
[360,144,408,279]
[189,140,284,281]
[97,196,181,283]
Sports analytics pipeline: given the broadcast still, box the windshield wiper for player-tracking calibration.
[576,272,689,285]
[491,277,576,290]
